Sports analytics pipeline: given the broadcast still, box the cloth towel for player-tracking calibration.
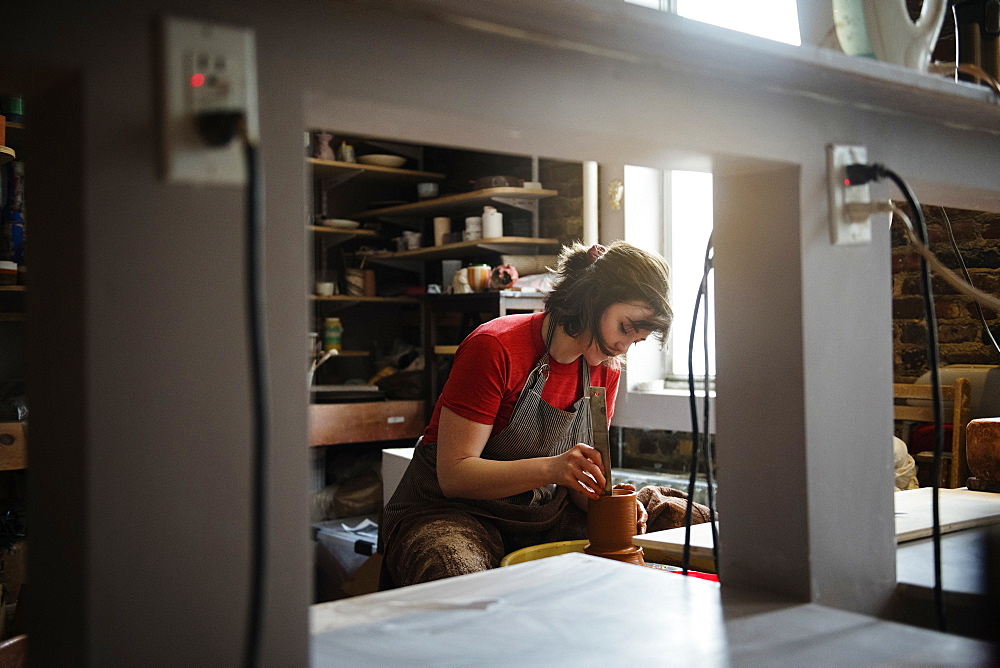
[637,485,713,533]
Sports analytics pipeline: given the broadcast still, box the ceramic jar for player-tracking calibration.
[585,488,645,565]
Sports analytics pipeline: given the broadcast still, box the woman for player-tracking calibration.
[380,241,673,588]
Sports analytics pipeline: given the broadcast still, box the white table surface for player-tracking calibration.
[310,552,994,666]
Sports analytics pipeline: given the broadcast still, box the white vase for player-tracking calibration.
[833,0,947,72]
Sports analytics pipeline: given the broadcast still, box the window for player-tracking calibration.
[624,167,714,384]
[624,0,802,46]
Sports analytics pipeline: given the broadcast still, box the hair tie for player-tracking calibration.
[587,244,607,265]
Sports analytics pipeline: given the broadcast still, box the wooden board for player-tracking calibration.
[633,522,718,573]
[893,487,1000,542]
[633,488,1000,570]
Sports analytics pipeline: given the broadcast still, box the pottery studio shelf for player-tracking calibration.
[367,237,561,265]
[310,295,419,304]
[349,187,559,219]
[309,226,378,245]
[307,157,445,187]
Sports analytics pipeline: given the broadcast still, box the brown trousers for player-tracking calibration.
[382,503,588,589]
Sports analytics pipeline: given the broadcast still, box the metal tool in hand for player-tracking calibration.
[588,386,614,495]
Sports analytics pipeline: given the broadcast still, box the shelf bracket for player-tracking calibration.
[320,170,363,190]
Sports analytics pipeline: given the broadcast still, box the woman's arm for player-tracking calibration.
[436,406,606,500]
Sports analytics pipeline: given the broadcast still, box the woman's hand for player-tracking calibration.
[613,483,648,535]
[549,443,606,500]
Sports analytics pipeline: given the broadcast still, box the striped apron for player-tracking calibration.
[379,348,596,585]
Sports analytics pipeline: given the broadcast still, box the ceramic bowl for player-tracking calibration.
[358,154,406,168]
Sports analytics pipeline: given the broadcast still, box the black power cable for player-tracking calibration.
[683,233,716,575]
[701,240,719,572]
[847,162,946,631]
[243,137,270,667]
[196,110,270,667]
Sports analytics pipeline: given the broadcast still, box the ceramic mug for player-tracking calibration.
[466,264,491,292]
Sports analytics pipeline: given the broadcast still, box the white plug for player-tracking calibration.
[827,144,872,245]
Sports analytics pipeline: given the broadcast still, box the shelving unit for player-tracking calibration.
[305,141,564,440]
[308,157,445,187]
[350,187,557,220]
[307,151,428,449]
[310,295,417,304]
[367,237,560,265]
[309,225,377,238]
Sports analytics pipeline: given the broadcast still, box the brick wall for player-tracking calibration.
[892,206,1000,382]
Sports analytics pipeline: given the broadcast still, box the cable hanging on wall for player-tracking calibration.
[848,162,948,632]
[683,233,718,576]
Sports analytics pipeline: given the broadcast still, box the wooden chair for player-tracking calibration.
[0,634,27,668]
[893,378,972,488]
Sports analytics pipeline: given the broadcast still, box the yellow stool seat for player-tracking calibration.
[499,539,588,567]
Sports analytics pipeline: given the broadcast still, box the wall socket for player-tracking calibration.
[160,17,259,185]
[827,144,872,245]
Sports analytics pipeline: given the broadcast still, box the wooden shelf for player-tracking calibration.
[309,226,379,247]
[369,236,560,263]
[308,157,445,186]
[0,313,25,322]
[310,294,419,304]
[0,286,26,292]
[0,146,15,165]
[434,345,460,355]
[5,122,24,131]
[349,187,559,219]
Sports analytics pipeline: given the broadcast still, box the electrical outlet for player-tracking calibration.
[160,17,259,185]
[827,144,872,245]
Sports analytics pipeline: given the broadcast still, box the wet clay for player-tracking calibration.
[585,488,646,566]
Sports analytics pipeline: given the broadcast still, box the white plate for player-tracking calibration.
[321,219,361,229]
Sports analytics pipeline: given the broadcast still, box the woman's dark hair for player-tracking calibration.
[546,241,672,358]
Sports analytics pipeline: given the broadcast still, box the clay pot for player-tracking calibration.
[966,418,1000,492]
[585,488,645,566]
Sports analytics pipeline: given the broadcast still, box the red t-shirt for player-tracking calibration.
[422,312,620,443]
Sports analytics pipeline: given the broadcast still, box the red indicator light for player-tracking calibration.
[190,73,205,87]
[843,178,851,186]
